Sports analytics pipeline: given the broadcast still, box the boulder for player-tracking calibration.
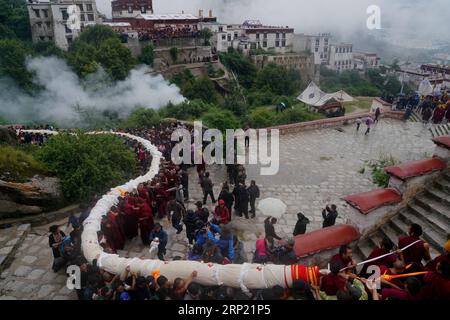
[0,175,63,215]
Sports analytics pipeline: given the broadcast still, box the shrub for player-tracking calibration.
[122,108,160,128]
[36,133,135,201]
[249,108,276,128]
[365,155,398,188]
[159,100,214,121]
[169,47,179,63]
[139,43,154,66]
[202,108,241,132]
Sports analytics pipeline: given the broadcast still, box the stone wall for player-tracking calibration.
[262,110,405,135]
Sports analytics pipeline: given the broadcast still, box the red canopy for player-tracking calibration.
[432,135,450,150]
[294,224,360,257]
[385,158,446,181]
[343,188,402,215]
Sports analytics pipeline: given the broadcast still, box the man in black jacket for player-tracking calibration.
[293,212,310,236]
[322,204,338,228]
[247,180,260,218]
[233,183,249,219]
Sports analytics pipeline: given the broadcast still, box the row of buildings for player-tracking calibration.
[25,0,380,79]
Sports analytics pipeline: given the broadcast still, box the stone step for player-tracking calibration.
[434,179,450,194]
[397,211,446,253]
[415,196,450,225]
[407,203,450,235]
[379,224,400,249]
[424,188,450,207]
[355,238,374,260]
[442,171,450,184]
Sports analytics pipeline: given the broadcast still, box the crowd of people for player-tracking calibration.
[136,26,200,42]
[31,120,448,300]
[417,92,450,125]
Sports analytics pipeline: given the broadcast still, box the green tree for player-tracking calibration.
[202,108,241,132]
[37,133,135,201]
[67,41,99,77]
[77,24,118,49]
[139,43,154,66]
[169,47,179,63]
[0,39,33,89]
[249,108,276,128]
[219,48,257,88]
[123,108,160,128]
[96,38,136,80]
[199,28,213,46]
[159,100,213,121]
[0,0,31,41]
[254,63,301,96]
[183,77,218,104]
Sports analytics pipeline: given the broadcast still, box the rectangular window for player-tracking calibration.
[61,9,68,20]
[276,33,279,39]
[315,47,318,52]
[46,21,51,28]
[39,36,45,41]
[128,6,133,13]
[315,38,319,46]
[219,26,223,32]
[234,32,238,39]
[88,14,94,21]
[141,6,146,13]
[33,9,40,18]
[227,34,231,41]
[256,33,260,39]
[86,4,93,11]
[65,24,72,34]
[77,4,83,12]
[42,9,49,18]
[48,36,53,41]
[80,14,85,21]
[263,33,267,39]
[282,40,286,47]
[282,33,286,39]
[221,34,226,40]
[263,41,267,48]
[275,40,280,47]
[324,38,328,45]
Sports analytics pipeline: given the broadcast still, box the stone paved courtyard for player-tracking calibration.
[0,118,436,299]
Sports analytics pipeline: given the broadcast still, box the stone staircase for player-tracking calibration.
[354,169,450,262]
[429,123,450,138]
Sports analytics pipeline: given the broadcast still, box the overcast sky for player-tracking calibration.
[95,0,450,44]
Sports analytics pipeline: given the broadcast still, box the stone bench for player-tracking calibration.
[344,188,402,235]
[294,224,360,267]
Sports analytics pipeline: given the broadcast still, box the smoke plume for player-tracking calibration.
[0,56,185,127]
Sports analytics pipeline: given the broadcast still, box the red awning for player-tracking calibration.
[343,188,402,215]
[384,158,446,181]
[432,135,450,150]
[294,224,360,257]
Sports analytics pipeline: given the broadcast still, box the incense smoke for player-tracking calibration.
[0,56,185,127]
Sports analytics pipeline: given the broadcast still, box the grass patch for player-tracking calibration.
[0,145,48,182]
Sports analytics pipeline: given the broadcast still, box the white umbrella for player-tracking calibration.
[257,198,287,218]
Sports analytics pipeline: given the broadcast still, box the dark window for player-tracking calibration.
[88,13,94,21]
[282,40,286,47]
[61,9,68,20]
[227,34,231,41]
[42,9,48,18]
[263,33,267,39]
[48,36,53,41]
[263,41,267,48]
[221,34,226,40]
[77,4,83,12]
[256,33,260,39]
[65,24,72,33]
[141,6,146,13]
[86,4,93,11]
[80,14,85,21]
[46,22,51,28]
[33,9,40,18]
[219,26,223,32]
[276,33,279,39]
[282,33,286,39]
[128,6,133,13]
[234,32,238,39]
[275,40,280,47]
[315,47,318,52]
[39,36,45,41]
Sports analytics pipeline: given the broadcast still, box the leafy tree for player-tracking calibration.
[159,100,213,121]
[0,0,31,41]
[96,38,136,80]
[183,76,218,104]
[67,41,99,77]
[254,63,301,96]
[122,108,160,128]
[249,108,276,128]
[202,108,241,132]
[219,48,257,88]
[139,43,154,66]
[0,39,33,89]
[223,80,248,117]
[199,28,213,46]
[77,24,118,49]
[32,41,65,58]
[37,133,135,201]
[275,104,323,125]
[169,47,179,63]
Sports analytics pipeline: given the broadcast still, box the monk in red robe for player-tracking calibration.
[427,240,450,272]
[360,238,398,276]
[320,260,347,296]
[137,198,154,246]
[398,223,431,267]
[420,260,450,300]
[330,245,356,271]
[123,196,139,239]
[107,206,125,251]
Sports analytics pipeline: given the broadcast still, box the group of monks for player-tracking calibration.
[319,223,449,300]
[419,92,450,124]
